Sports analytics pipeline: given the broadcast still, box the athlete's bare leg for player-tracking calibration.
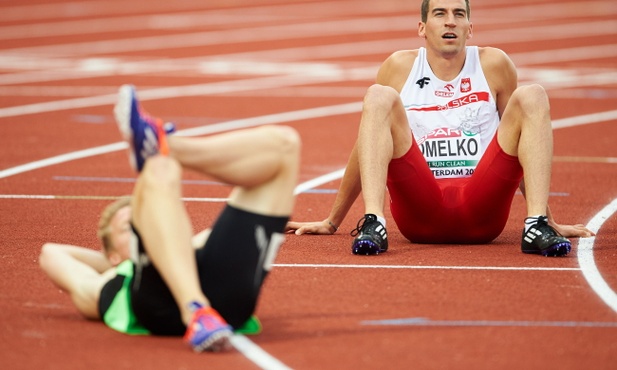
[131,155,205,325]
[357,84,413,217]
[169,125,300,216]
[497,84,552,217]
[131,125,300,325]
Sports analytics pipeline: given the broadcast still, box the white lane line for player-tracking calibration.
[294,168,346,195]
[0,105,613,181]
[0,143,126,179]
[0,194,228,202]
[2,1,610,41]
[273,264,580,271]
[0,30,615,86]
[361,318,617,328]
[2,14,615,58]
[177,102,361,138]
[0,1,409,40]
[578,198,617,313]
[0,0,406,24]
[0,16,415,57]
[0,74,363,118]
[230,335,292,370]
[552,110,617,129]
[0,102,360,179]
[3,40,615,86]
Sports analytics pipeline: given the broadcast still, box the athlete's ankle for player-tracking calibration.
[524,215,546,233]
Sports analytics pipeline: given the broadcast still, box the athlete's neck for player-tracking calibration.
[425,47,467,81]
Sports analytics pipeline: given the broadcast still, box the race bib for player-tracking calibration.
[416,127,483,179]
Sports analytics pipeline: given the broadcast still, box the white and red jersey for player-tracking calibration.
[400,46,500,179]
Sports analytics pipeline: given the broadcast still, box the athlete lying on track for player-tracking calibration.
[40,85,300,352]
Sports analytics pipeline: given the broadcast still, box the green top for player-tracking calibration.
[101,260,261,335]
[102,260,150,335]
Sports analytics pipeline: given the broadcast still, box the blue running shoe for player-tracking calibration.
[351,214,388,255]
[183,302,233,352]
[114,84,175,172]
[521,216,571,257]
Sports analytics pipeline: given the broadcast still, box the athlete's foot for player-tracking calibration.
[521,216,571,257]
[183,302,233,353]
[113,84,175,172]
[351,214,388,255]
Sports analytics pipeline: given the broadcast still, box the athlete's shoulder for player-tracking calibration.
[478,47,514,68]
[478,47,518,113]
[478,46,516,81]
[384,49,419,70]
[389,49,419,61]
[376,49,419,91]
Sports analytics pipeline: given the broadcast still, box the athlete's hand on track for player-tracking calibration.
[550,220,596,238]
[285,219,335,235]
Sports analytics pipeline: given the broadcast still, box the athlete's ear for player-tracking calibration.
[418,21,427,38]
[467,22,473,39]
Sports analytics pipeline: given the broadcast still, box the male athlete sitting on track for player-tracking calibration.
[286,0,594,255]
[39,85,300,352]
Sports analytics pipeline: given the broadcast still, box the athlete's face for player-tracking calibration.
[418,0,472,56]
[108,206,132,266]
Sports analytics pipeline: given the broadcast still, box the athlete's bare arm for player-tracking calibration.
[39,243,114,319]
[286,50,419,235]
[478,47,517,118]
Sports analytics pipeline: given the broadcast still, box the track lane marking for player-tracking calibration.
[273,263,580,271]
[361,318,617,328]
[0,102,360,179]
[1,107,612,179]
[229,335,292,370]
[578,198,617,313]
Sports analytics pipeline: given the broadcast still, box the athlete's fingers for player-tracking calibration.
[295,224,318,235]
[285,221,301,232]
[558,223,596,238]
[575,224,596,237]
[293,223,331,235]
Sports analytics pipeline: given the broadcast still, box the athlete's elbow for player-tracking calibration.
[39,243,52,270]
[39,243,61,275]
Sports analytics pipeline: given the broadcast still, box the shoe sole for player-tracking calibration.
[522,241,571,257]
[114,85,138,171]
[191,329,233,353]
[352,240,385,255]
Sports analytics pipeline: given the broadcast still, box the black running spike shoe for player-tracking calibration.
[351,214,388,255]
[521,216,571,257]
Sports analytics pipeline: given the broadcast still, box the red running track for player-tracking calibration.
[1,0,616,369]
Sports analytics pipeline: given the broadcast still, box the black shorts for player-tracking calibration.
[130,204,288,336]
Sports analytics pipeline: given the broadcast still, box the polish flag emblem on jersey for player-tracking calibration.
[460,78,471,93]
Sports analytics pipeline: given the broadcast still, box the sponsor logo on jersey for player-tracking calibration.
[435,83,455,97]
[407,91,489,112]
[416,77,431,88]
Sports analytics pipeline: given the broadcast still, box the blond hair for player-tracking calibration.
[97,197,131,255]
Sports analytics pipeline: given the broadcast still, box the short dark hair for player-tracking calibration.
[421,0,471,22]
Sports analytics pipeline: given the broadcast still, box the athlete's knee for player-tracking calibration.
[277,126,301,153]
[363,84,400,109]
[260,125,301,160]
[511,84,549,111]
